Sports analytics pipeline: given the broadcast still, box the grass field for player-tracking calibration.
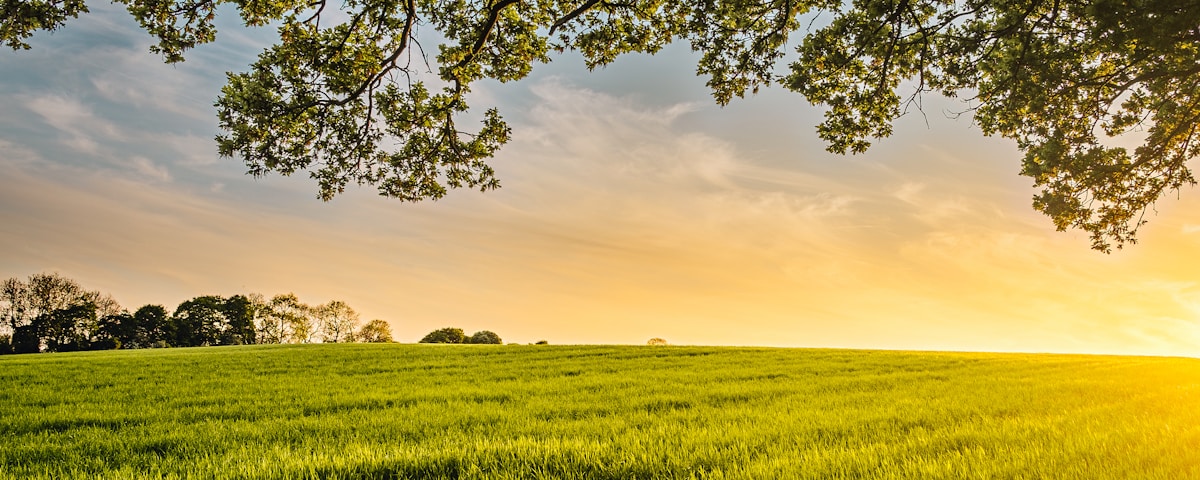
[1,344,1198,479]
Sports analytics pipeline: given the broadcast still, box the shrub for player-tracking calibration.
[467,330,502,345]
[420,327,465,344]
[647,338,668,346]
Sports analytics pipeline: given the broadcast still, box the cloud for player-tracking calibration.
[129,156,171,182]
[25,95,119,154]
[0,139,44,165]
[20,94,187,182]
[0,0,271,191]
[894,182,925,203]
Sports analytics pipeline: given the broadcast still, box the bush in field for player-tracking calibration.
[535,340,549,345]
[420,327,466,344]
[467,330,502,345]
[647,338,668,346]
[356,320,393,343]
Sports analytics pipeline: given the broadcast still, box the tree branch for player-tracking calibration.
[465,0,521,66]
[549,0,603,35]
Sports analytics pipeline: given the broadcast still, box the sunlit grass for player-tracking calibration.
[1,344,1198,479]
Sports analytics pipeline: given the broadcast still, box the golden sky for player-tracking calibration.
[1,6,1198,356]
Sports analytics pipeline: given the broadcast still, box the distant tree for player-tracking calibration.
[0,273,125,352]
[82,296,123,349]
[36,302,97,352]
[315,300,359,343]
[647,338,668,346]
[0,334,11,354]
[356,320,393,343]
[133,304,170,348]
[257,294,289,344]
[25,273,88,313]
[96,311,136,349]
[221,295,258,345]
[467,330,502,345]
[11,325,39,354]
[85,291,123,320]
[0,278,22,338]
[171,296,227,347]
[245,293,272,344]
[261,294,313,344]
[420,327,465,344]
[534,340,549,345]
[81,292,125,350]
[1,273,89,338]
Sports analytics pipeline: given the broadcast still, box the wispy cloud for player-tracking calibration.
[25,95,117,154]
[0,139,44,165]
[129,156,171,181]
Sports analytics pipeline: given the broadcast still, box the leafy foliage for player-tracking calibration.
[170,296,226,347]
[36,302,96,352]
[1,273,110,352]
[5,0,1197,249]
[261,293,309,344]
[467,329,502,344]
[419,326,466,344]
[0,0,87,50]
[1,272,90,335]
[357,319,394,342]
[10,325,39,354]
[786,0,1200,251]
[316,300,360,343]
[221,294,258,345]
[132,304,171,348]
[419,327,504,344]
[168,295,260,347]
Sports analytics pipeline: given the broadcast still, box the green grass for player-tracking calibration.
[1,344,1198,479]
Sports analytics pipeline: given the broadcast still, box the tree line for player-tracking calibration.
[0,273,393,354]
[418,327,502,345]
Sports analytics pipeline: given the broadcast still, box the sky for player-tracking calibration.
[2,4,1199,356]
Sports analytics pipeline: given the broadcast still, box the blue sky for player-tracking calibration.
[2,3,1199,355]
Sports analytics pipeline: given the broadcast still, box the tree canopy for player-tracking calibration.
[468,330,503,344]
[4,0,1197,251]
[357,319,394,342]
[420,327,467,344]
